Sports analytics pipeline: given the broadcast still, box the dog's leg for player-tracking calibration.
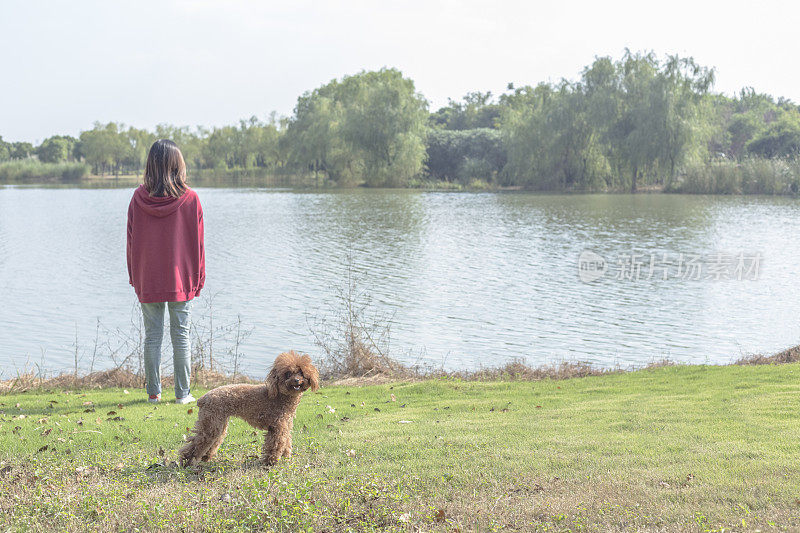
[281,417,294,459]
[180,410,226,467]
[261,425,284,466]
[281,436,292,459]
[202,417,228,462]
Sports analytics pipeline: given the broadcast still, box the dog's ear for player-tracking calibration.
[265,366,280,399]
[300,354,320,392]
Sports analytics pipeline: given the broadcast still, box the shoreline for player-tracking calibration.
[3,343,798,394]
[3,177,799,196]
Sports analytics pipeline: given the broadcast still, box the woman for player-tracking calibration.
[127,139,205,404]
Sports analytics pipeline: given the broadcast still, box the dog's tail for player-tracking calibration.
[180,415,204,467]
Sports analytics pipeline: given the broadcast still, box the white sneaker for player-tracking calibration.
[176,394,196,405]
[148,394,161,403]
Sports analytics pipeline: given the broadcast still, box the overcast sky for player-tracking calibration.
[1,0,798,143]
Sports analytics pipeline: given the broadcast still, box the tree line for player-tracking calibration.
[2,51,799,190]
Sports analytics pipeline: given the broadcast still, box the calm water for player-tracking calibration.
[2,186,800,377]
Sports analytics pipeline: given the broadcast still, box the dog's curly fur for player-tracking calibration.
[179,351,319,467]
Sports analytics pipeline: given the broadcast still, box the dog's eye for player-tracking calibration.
[284,371,291,379]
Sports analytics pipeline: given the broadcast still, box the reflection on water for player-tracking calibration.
[2,186,800,377]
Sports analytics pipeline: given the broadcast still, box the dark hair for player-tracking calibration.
[143,139,187,198]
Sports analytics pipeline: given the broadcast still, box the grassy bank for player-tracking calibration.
[669,158,800,195]
[2,363,799,531]
[0,160,90,183]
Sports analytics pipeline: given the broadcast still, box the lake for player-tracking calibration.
[1,186,799,378]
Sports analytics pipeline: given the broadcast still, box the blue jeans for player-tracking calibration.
[141,300,192,399]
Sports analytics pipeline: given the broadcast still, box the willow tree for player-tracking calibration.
[282,82,356,183]
[124,127,155,173]
[610,51,663,192]
[283,68,428,186]
[581,51,713,191]
[655,55,715,185]
[501,82,609,190]
[76,122,128,175]
[0,137,9,161]
[155,124,203,170]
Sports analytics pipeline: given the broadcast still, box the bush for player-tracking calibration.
[457,157,494,183]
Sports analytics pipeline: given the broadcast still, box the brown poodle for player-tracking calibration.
[179,351,319,467]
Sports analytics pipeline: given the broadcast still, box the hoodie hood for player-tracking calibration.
[133,184,190,218]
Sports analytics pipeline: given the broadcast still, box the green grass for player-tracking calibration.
[2,364,800,531]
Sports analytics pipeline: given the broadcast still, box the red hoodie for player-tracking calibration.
[127,185,205,303]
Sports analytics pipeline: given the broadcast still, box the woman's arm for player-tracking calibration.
[197,198,205,291]
[126,200,134,286]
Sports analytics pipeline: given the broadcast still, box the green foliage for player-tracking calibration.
[429,91,502,130]
[9,141,34,160]
[0,136,9,162]
[747,111,800,158]
[124,127,155,172]
[707,88,800,161]
[501,51,713,191]
[76,122,128,175]
[198,117,282,171]
[501,82,610,190]
[36,135,77,163]
[282,82,346,180]
[284,68,428,187]
[425,128,506,183]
